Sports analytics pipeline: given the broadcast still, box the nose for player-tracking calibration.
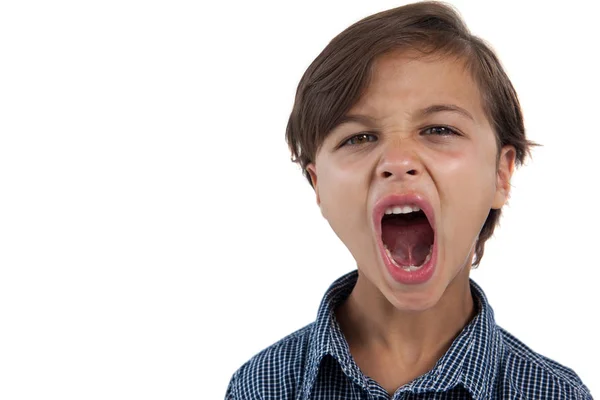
[375,139,423,181]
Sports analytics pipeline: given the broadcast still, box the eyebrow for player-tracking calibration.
[334,114,377,128]
[417,103,475,121]
[334,103,475,130]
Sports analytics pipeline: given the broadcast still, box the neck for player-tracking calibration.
[335,267,476,369]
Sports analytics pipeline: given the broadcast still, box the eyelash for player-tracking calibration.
[422,126,460,136]
[340,126,460,147]
[341,133,378,147]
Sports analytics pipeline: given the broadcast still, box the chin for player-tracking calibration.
[382,267,447,311]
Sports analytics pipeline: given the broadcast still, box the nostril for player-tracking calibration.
[382,169,417,178]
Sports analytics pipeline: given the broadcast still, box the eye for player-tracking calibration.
[421,126,460,136]
[341,133,378,147]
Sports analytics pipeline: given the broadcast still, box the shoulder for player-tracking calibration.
[497,327,592,399]
[225,323,314,400]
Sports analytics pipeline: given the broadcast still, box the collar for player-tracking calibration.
[300,270,503,400]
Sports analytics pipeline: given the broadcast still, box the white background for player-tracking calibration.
[0,0,598,398]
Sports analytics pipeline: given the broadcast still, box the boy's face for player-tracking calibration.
[306,51,515,310]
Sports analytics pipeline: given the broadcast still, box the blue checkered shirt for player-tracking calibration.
[226,270,592,399]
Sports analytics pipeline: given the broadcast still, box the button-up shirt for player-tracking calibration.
[226,270,591,399]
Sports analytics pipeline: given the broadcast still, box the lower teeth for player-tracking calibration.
[384,245,432,272]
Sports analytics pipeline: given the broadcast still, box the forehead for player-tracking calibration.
[350,50,486,123]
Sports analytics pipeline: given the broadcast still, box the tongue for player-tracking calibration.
[381,219,433,266]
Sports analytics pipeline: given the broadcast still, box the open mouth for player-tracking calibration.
[381,204,435,272]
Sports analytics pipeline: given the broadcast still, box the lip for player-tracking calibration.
[372,192,438,285]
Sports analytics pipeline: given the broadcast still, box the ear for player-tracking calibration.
[306,163,320,206]
[492,145,516,210]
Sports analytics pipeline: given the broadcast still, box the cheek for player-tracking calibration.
[432,149,498,239]
[317,164,372,248]
[318,161,366,216]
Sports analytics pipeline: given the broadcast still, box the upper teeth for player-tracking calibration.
[384,205,421,215]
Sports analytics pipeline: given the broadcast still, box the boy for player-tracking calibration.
[226,2,592,399]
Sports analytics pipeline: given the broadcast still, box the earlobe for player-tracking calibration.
[306,164,320,206]
[492,146,516,210]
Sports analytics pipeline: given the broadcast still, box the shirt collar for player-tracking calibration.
[301,270,503,400]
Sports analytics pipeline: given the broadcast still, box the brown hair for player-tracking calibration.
[285,1,538,267]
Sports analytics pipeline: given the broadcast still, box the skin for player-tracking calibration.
[306,50,516,394]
